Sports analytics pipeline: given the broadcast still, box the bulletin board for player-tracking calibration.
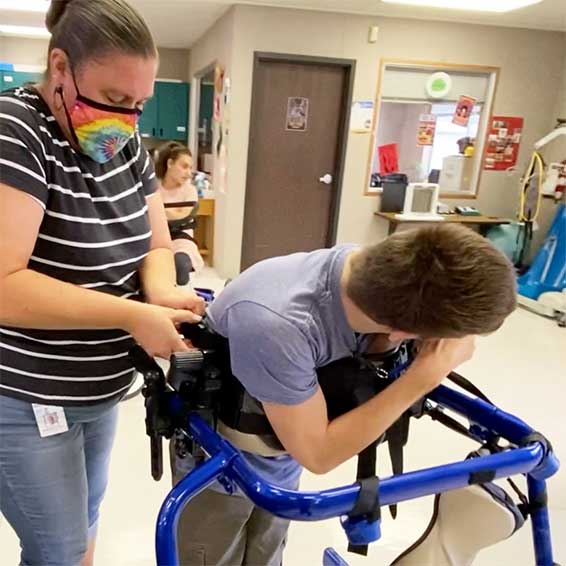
[484,116,523,171]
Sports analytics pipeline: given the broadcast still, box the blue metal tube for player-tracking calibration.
[188,413,544,521]
[429,386,560,480]
[429,385,533,442]
[527,477,555,566]
[156,385,560,565]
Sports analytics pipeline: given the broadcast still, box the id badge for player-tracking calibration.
[32,404,69,438]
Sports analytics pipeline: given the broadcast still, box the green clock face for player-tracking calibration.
[431,78,447,92]
[426,72,452,99]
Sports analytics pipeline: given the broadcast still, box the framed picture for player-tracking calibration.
[285,97,309,132]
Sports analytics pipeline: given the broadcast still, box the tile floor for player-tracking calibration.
[1,268,564,565]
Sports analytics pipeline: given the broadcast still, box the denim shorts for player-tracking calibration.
[0,394,119,566]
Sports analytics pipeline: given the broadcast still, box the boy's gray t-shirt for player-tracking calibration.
[201,245,359,489]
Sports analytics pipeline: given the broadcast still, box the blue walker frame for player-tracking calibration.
[153,384,560,566]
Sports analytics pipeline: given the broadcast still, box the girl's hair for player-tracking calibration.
[154,141,192,180]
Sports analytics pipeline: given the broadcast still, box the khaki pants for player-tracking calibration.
[170,442,291,566]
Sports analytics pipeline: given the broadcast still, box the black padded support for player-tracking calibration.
[469,469,496,485]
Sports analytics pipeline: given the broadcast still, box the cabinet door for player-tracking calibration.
[156,81,189,141]
[139,94,158,138]
[199,84,214,128]
[1,71,41,90]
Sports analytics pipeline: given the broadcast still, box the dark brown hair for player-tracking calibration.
[46,0,156,70]
[154,141,192,180]
[346,224,517,337]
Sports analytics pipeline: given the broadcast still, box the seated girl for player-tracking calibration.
[155,142,205,284]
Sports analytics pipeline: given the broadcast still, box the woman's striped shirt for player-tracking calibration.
[0,86,157,405]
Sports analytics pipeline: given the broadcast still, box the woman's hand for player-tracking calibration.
[148,287,206,316]
[125,303,202,358]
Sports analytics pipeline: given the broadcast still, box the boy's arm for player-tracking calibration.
[263,337,475,474]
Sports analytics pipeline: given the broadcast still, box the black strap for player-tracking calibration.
[518,486,548,519]
[447,372,493,404]
[506,478,529,507]
[385,414,411,519]
[349,476,381,521]
[355,441,378,481]
[469,469,496,485]
[347,476,380,556]
[427,407,478,440]
[170,230,197,242]
[164,200,198,208]
[520,432,553,455]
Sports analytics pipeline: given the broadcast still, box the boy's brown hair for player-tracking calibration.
[346,224,517,337]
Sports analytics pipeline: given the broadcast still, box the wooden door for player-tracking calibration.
[241,56,351,270]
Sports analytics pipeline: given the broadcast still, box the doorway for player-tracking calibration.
[189,62,216,175]
[241,53,354,270]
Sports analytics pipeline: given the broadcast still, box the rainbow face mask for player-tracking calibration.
[61,76,141,164]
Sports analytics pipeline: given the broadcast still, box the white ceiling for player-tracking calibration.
[0,0,564,48]
[129,0,566,47]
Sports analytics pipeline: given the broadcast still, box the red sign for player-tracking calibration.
[484,116,524,171]
[378,143,399,175]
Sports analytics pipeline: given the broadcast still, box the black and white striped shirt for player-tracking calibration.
[0,86,157,406]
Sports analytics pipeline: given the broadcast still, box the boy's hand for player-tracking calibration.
[410,336,476,389]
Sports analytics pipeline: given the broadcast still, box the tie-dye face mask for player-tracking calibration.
[61,73,142,164]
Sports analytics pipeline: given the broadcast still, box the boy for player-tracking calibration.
[172,224,517,565]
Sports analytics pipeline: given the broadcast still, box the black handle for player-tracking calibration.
[150,434,163,481]
[160,128,164,137]
[152,127,155,137]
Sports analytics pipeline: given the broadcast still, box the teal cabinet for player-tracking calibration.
[138,93,158,137]
[1,70,42,91]
[157,81,189,140]
[199,84,214,128]
[139,80,189,142]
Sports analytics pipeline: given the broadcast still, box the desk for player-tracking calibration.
[195,198,215,266]
[374,212,512,236]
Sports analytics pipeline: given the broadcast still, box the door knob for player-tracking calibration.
[319,173,333,185]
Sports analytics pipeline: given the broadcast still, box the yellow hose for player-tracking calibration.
[518,151,544,222]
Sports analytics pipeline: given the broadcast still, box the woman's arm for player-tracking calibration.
[0,183,144,330]
[0,184,198,357]
[139,192,205,313]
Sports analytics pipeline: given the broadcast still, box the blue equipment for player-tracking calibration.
[518,203,566,300]
[131,302,560,566]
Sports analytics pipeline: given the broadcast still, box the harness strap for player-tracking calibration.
[385,413,411,519]
[447,371,493,404]
[347,476,381,556]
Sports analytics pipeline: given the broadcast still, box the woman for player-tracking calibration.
[155,142,205,285]
[0,1,204,564]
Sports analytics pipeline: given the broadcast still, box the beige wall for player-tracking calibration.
[0,37,189,81]
[156,48,190,81]
[0,37,48,69]
[194,5,565,278]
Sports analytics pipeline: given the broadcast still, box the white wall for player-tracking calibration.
[199,5,565,278]
[188,8,236,275]
[374,102,429,182]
